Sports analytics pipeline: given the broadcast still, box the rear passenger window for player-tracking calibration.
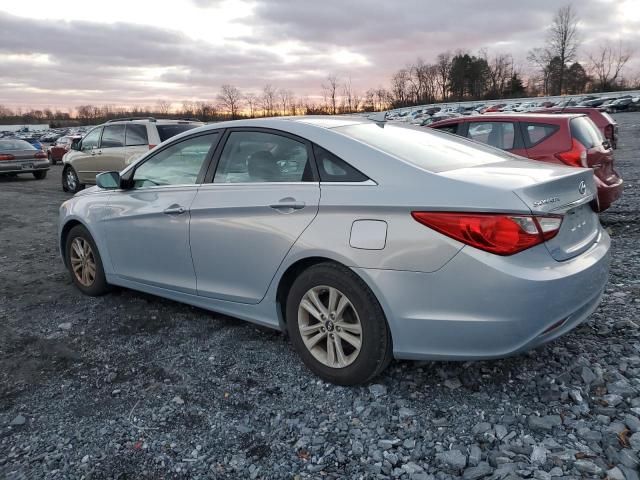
[522,123,558,147]
[467,122,515,150]
[313,145,368,182]
[100,125,125,148]
[214,131,312,183]
[125,124,148,146]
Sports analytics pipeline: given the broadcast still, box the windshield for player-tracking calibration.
[335,123,508,172]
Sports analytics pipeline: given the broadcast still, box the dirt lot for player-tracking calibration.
[1,114,639,479]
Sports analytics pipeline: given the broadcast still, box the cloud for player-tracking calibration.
[0,1,638,109]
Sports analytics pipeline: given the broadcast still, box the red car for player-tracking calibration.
[47,136,81,165]
[533,107,618,149]
[428,113,623,211]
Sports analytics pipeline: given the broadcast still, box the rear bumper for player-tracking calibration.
[0,159,50,174]
[596,176,623,211]
[355,229,610,361]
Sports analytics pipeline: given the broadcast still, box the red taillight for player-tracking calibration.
[555,138,587,167]
[34,151,47,159]
[604,125,613,140]
[411,212,563,256]
[0,154,15,161]
[149,144,157,150]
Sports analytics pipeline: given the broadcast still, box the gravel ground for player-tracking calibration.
[1,113,639,480]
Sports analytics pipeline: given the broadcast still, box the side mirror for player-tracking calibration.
[71,140,80,151]
[96,171,121,189]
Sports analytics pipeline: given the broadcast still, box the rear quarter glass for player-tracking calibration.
[156,124,200,142]
[570,117,602,148]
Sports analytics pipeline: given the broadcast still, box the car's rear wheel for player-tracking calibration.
[33,170,47,180]
[65,225,110,296]
[62,166,84,193]
[286,263,392,385]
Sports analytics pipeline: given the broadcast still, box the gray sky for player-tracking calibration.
[0,0,638,110]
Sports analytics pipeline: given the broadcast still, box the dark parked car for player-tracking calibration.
[536,107,618,149]
[0,138,50,179]
[427,113,623,211]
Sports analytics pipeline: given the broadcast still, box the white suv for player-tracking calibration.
[62,117,203,192]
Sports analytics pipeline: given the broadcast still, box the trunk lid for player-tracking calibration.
[439,159,600,261]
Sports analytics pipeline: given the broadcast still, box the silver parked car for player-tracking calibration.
[58,117,610,385]
[0,138,50,179]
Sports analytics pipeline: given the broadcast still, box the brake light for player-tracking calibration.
[411,212,563,256]
[555,138,587,167]
[604,125,613,140]
[34,151,47,159]
[0,154,15,161]
[149,144,157,150]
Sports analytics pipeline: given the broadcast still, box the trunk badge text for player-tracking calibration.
[533,197,560,207]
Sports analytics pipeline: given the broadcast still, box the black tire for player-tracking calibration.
[33,170,47,180]
[62,165,84,193]
[286,262,392,385]
[65,224,110,296]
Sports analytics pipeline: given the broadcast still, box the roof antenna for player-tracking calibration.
[368,110,387,126]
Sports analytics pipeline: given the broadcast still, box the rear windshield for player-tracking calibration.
[571,117,602,149]
[157,124,199,142]
[335,123,507,172]
[0,139,36,151]
[602,112,615,124]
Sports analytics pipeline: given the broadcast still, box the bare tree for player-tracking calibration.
[342,76,357,113]
[322,74,340,115]
[589,42,632,91]
[217,84,243,119]
[195,101,217,121]
[181,101,195,117]
[278,89,293,116]
[483,50,513,98]
[390,69,411,107]
[156,100,171,115]
[436,52,452,100]
[528,4,580,94]
[261,84,277,116]
[244,92,258,117]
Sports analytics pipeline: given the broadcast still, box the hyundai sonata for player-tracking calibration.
[59,117,610,385]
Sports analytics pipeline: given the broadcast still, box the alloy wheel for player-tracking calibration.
[69,237,96,287]
[297,285,362,369]
[66,169,77,191]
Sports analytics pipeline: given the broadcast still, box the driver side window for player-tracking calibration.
[81,127,102,151]
[133,133,218,188]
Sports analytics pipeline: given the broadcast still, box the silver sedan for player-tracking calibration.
[58,117,610,385]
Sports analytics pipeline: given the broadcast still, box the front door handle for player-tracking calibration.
[269,200,306,210]
[163,205,186,215]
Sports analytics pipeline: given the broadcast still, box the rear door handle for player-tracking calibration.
[163,205,186,215]
[269,200,306,210]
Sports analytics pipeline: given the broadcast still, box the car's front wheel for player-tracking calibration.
[62,166,84,193]
[65,225,110,296]
[286,263,392,385]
